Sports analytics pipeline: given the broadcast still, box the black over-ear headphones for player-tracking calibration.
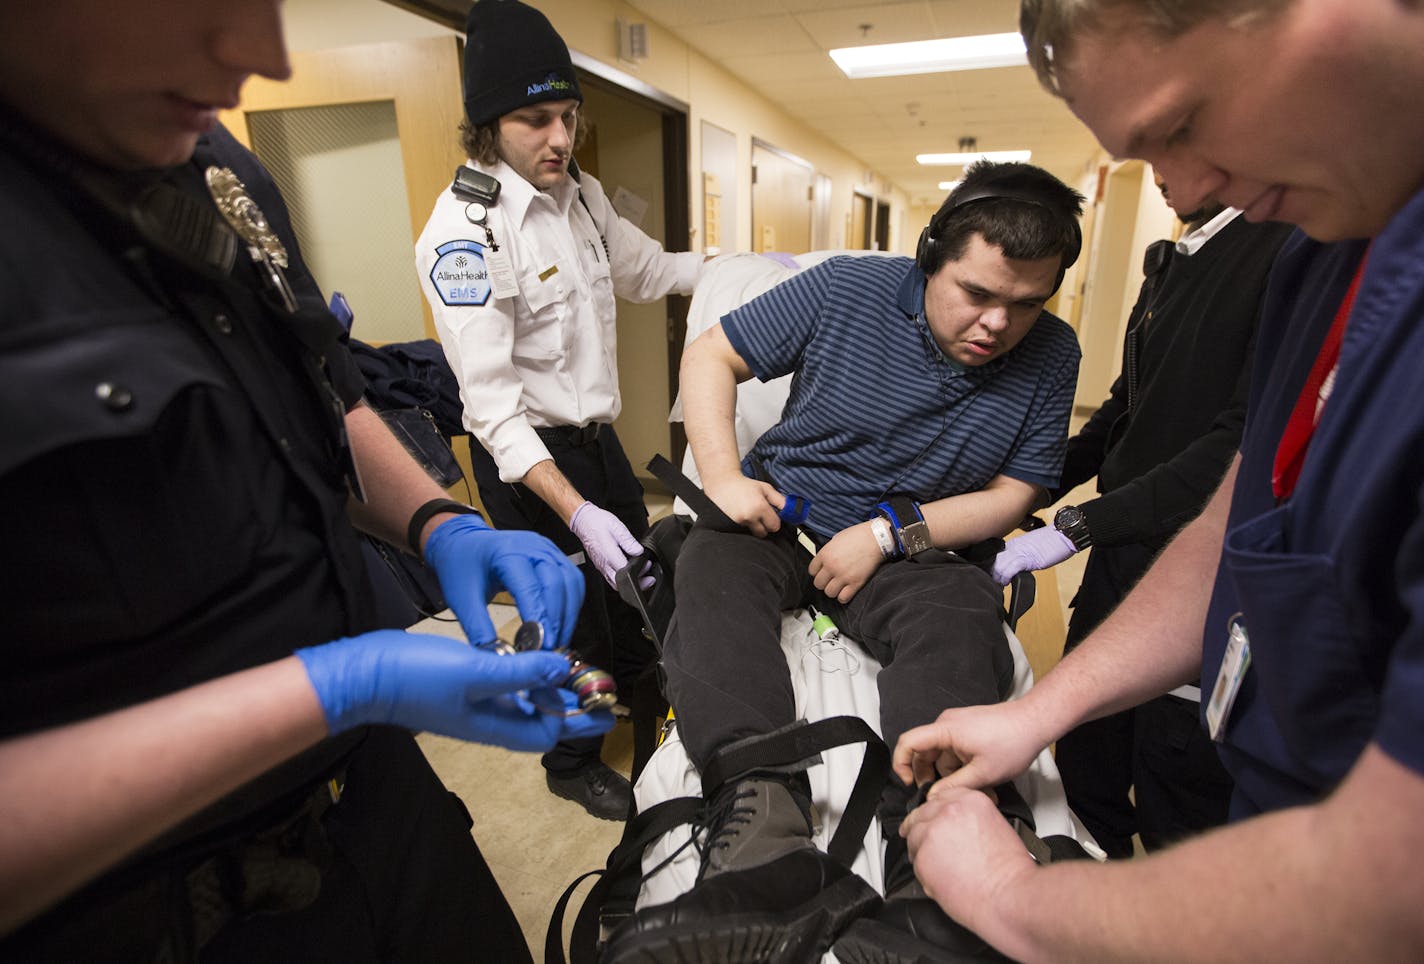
[915,185,1083,285]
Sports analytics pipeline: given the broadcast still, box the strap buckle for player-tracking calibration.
[876,496,934,559]
[898,519,933,557]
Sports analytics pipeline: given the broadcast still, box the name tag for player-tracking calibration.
[485,246,519,300]
[1207,613,1252,742]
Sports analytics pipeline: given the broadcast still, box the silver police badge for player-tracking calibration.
[205,165,299,312]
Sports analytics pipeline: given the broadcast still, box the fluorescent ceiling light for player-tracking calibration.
[830,32,1027,79]
[918,150,1032,166]
[937,180,962,191]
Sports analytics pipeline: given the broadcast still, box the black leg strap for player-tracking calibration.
[546,715,891,963]
[646,454,739,532]
[700,716,888,868]
[546,795,704,964]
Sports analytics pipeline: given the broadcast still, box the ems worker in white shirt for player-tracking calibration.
[416,0,703,821]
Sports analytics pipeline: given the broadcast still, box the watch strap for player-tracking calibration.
[1053,505,1092,551]
[408,498,484,555]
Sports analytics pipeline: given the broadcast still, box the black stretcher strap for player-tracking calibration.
[546,796,703,964]
[545,715,889,963]
[700,715,887,868]
[646,454,737,530]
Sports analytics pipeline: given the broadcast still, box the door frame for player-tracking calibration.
[219,35,466,339]
[571,54,693,469]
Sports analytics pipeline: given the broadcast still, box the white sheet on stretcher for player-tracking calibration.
[632,612,1097,909]
[634,249,1099,924]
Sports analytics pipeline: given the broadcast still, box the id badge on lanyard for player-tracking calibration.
[464,201,519,300]
[1207,613,1252,742]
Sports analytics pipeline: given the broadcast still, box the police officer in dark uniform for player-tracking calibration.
[0,2,609,959]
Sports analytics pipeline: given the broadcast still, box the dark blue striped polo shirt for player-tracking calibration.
[721,255,1080,539]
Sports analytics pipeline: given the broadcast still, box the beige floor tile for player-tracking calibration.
[409,604,636,957]
[417,722,632,956]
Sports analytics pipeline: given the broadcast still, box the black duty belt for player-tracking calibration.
[535,422,602,447]
[5,770,346,962]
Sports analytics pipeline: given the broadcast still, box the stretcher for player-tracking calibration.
[632,609,1095,909]
[585,253,1099,960]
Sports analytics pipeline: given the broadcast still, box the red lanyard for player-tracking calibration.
[1271,250,1369,502]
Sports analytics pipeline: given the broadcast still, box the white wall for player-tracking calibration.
[280,0,911,256]
[247,101,430,343]
[1072,160,1177,410]
[282,0,458,50]
[270,2,1175,418]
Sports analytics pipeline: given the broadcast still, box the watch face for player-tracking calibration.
[1055,506,1090,548]
[464,201,488,224]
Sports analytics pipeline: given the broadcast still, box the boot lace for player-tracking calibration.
[636,784,759,886]
[692,784,758,878]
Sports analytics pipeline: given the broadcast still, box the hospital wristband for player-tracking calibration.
[876,498,933,560]
[868,516,898,559]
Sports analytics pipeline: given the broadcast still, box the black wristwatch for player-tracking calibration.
[1053,505,1092,551]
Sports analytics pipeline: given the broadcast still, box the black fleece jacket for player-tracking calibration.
[1055,214,1295,552]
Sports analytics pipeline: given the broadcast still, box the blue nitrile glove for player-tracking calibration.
[569,500,644,589]
[990,527,1079,585]
[295,630,614,750]
[423,515,583,649]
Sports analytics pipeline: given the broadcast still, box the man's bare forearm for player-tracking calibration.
[343,403,464,553]
[681,325,754,487]
[519,458,588,524]
[1014,457,1238,744]
[920,475,1039,549]
[974,747,1424,963]
[0,659,328,934]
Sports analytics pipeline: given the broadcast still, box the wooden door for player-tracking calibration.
[219,35,466,341]
[751,140,813,254]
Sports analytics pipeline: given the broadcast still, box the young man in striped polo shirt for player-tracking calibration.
[612,161,1084,959]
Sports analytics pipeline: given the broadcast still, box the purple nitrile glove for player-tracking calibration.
[295,630,614,750]
[760,252,801,270]
[569,501,644,589]
[990,527,1079,585]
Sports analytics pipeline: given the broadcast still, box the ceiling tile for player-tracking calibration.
[622,0,792,28]
[679,15,817,59]
[713,49,853,87]
[778,0,915,12]
[620,0,1100,204]
[794,3,938,50]
[925,0,1020,36]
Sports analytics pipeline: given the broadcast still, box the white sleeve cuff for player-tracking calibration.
[488,423,554,484]
[674,250,705,296]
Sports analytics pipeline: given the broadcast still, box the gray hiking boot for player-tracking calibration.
[603,773,879,963]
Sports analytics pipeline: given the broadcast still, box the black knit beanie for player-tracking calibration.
[463,0,583,126]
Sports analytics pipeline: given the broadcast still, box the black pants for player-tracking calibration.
[7,727,531,963]
[1054,543,1233,858]
[467,425,660,774]
[662,523,1014,821]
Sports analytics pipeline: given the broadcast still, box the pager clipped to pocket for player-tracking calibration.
[452,167,500,206]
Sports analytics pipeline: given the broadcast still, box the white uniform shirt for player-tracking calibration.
[1174,205,1243,256]
[416,158,702,482]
